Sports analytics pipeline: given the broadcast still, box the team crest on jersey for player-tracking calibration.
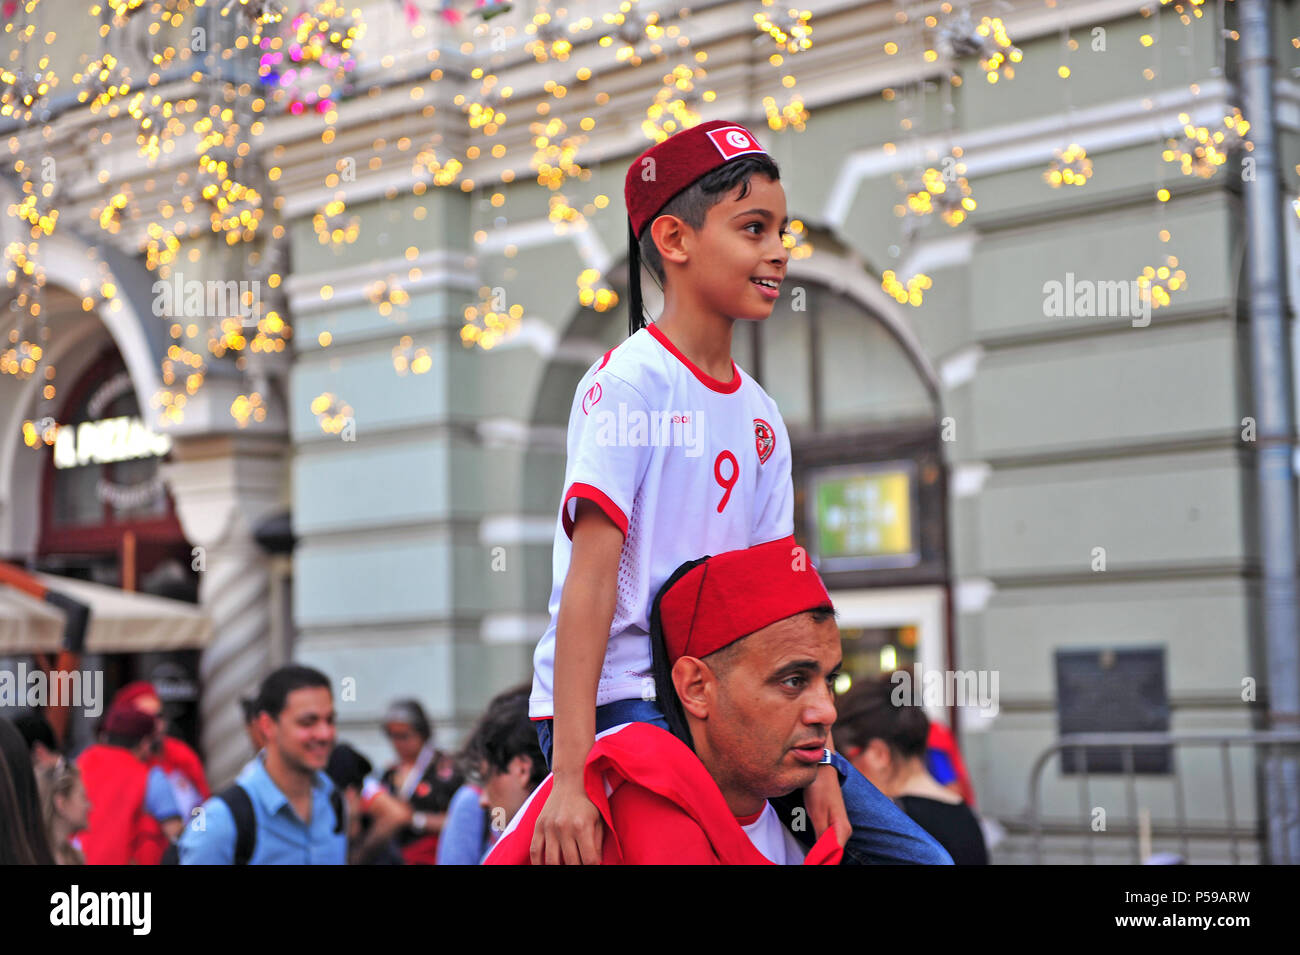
[582,381,603,415]
[754,418,775,464]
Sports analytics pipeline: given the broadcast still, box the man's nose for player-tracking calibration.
[806,680,837,727]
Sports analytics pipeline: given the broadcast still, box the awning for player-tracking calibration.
[0,573,212,654]
[0,585,64,653]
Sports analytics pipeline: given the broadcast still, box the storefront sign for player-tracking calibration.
[53,417,172,470]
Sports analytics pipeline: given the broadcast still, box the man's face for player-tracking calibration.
[478,755,536,830]
[670,174,790,323]
[261,687,336,775]
[682,613,841,811]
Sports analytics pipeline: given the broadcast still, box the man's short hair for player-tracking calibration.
[253,665,332,721]
[460,684,547,790]
[636,153,782,286]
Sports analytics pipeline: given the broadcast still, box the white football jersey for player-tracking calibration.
[528,323,794,718]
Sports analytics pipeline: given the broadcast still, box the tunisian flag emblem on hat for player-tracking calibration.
[754,418,775,464]
[705,125,766,161]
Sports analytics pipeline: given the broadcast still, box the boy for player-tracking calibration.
[529,120,847,864]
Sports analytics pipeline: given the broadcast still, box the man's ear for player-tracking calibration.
[649,214,691,267]
[671,656,714,720]
[256,711,277,744]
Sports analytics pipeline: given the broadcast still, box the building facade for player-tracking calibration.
[3,0,1298,860]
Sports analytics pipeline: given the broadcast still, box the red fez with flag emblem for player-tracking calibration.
[623,120,770,337]
[655,537,833,665]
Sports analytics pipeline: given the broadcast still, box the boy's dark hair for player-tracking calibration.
[253,665,332,721]
[460,684,547,789]
[834,674,930,761]
[635,153,782,289]
[239,696,258,725]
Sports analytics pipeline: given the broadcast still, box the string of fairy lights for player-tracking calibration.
[0,0,1285,450]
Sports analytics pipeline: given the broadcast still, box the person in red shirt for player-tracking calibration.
[76,707,183,865]
[111,682,210,818]
[487,539,852,865]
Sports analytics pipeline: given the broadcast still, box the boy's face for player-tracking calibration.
[667,174,790,322]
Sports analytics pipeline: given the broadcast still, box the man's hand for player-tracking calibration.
[530,775,605,865]
[805,764,851,848]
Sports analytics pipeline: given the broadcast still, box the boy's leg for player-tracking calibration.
[535,720,554,770]
[772,754,953,864]
[832,754,953,864]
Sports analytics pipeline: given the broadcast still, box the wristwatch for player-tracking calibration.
[411,811,428,832]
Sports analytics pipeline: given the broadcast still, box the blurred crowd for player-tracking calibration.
[0,664,986,865]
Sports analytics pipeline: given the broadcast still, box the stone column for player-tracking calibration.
[162,432,288,788]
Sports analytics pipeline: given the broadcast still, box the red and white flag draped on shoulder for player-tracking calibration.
[483,722,842,865]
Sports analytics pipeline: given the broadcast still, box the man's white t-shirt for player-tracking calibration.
[528,323,794,718]
[741,802,808,864]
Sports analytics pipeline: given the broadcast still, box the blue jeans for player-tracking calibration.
[771,752,954,865]
[535,698,669,768]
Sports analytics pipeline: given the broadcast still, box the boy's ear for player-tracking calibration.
[649,214,691,267]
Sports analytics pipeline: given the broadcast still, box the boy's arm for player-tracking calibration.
[530,499,624,865]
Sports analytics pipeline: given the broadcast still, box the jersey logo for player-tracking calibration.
[706,125,767,161]
[582,381,603,415]
[754,418,775,464]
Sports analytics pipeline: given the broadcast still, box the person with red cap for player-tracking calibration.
[111,681,211,819]
[492,539,951,865]
[529,119,850,864]
[75,704,184,864]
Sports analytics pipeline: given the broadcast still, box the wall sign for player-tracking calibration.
[53,416,172,470]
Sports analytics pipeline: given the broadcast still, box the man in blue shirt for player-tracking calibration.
[179,665,346,865]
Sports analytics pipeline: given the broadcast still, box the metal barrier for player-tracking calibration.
[1026,731,1300,865]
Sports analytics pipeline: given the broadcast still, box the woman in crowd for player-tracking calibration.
[379,699,462,864]
[37,759,90,865]
[0,717,56,865]
[835,676,989,865]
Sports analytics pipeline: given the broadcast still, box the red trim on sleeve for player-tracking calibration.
[647,323,741,394]
[562,483,629,540]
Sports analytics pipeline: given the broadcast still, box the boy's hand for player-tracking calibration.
[531,775,605,865]
[805,764,851,848]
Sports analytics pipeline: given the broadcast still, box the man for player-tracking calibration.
[178,665,346,865]
[111,681,211,818]
[77,705,183,865]
[486,539,951,864]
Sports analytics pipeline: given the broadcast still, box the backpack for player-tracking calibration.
[161,783,346,865]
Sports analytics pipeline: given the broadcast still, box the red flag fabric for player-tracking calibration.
[484,722,842,865]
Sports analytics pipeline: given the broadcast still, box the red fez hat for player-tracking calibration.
[657,538,833,665]
[104,705,157,743]
[112,681,160,711]
[623,120,770,336]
